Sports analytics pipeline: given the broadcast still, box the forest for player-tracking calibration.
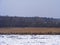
[0,16,60,27]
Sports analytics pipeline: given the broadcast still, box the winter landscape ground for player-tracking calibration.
[0,28,60,45]
[0,35,60,45]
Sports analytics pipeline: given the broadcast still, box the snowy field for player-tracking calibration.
[0,35,60,45]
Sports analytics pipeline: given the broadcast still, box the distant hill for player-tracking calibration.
[0,16,60,27]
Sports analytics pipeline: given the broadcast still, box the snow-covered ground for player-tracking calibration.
[0,35,60,45]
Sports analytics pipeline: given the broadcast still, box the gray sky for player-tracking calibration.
[0,0,60,18]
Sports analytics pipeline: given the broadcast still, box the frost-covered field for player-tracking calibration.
[0,35,60,45]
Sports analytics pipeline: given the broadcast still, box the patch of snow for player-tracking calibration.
[0,35,60,45]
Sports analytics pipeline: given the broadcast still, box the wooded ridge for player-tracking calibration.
[0,16,60,27]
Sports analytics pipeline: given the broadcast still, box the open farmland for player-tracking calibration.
[0,28,60,34]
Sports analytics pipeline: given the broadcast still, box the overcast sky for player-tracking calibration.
[0,0,60,18]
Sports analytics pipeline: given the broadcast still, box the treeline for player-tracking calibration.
[0,16,60,27]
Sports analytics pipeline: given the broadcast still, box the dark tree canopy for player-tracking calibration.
[0,16,60,27]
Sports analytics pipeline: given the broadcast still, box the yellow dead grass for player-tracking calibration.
[0,28,60,34]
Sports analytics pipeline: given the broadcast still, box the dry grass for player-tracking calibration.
[0,28,60,34]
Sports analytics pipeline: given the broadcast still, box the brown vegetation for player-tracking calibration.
[0,28,60,35]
